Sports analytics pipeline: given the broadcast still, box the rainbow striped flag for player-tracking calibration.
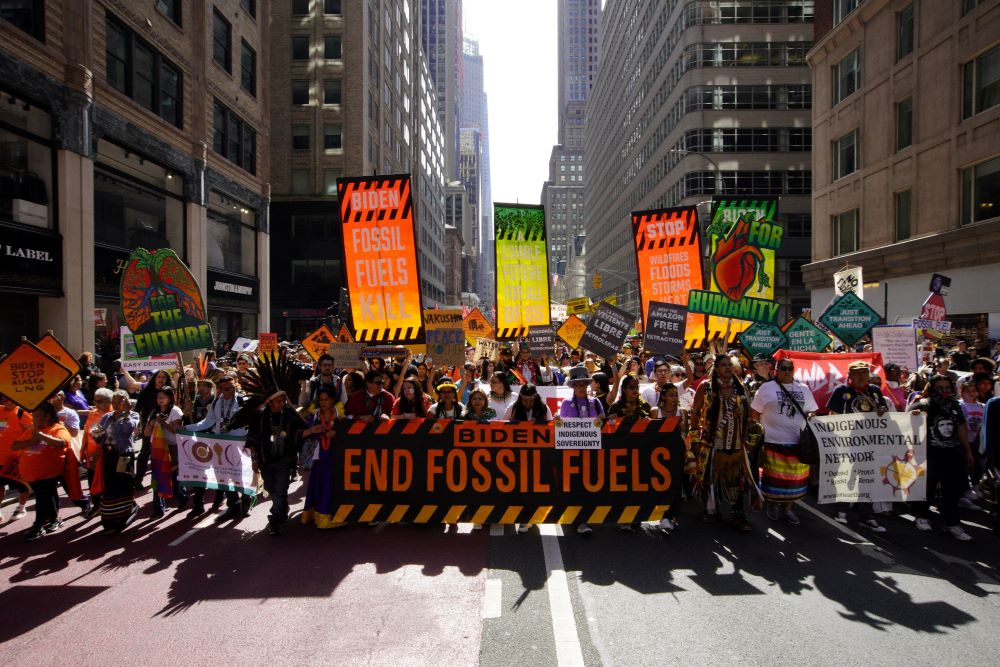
[150,422,173,498]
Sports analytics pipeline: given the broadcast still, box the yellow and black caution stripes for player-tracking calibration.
[329,503,673,525]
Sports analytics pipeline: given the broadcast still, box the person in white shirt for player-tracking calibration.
[750,359,818,526]
[486,371,516,421]
[641,360,673,406]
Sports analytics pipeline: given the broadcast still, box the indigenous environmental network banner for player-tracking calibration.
[809,412,927,504]
[494,204,550,340]
[328,418,685,524]
[337,175,425,345]
[687,198,782,340]
[176,431,256,496]
[631,207,704,347]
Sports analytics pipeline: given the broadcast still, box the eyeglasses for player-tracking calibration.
[672,373,686,378]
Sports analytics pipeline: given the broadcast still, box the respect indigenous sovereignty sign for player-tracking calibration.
[818,292,881,347]
[687,198,782,338]
[463,307,494,346]
[494,204,550,340]
[557,315,587,349]
[327,418,684,524]
[337,175,425,344]
[773,350,885,411]
[578,302,633,360]
[0,340,74,411]
[424,309,465,368]
[176,431,257,496]
[119,248,213,355]
[631,207,704,347]
[809,413,927,504]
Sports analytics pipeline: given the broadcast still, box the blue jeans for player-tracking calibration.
[260,462,291,525]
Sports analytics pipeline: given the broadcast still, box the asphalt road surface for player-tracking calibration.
[3,483,1000,666]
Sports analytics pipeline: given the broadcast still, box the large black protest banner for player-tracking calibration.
[328,418,685,524]
[578,302,633,360]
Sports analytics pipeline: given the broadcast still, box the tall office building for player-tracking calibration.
[0,0,270,355]
[419,0,462,178]
[461,35,493,306]
[585,0,814,324]
[804,0,1000,342]
[269,0,446,339]
[541,0,601,305]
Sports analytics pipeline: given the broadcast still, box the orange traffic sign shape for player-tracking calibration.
[302,325,335,362]
[36,331,83,375]
[336,324,355,342]
[463,307,495,346]
[557,315,587,349]
[0,340,76,411]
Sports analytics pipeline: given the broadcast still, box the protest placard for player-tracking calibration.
[176,431,256,496]
[578,302,632,359]
[871,324,918,371]
[643,301,687,356]
[0,340,75,411]
[554,417,603,450]
[475,338,501,363]
[528,325,556,355]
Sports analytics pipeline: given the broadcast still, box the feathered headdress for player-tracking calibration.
[229,347,302,429]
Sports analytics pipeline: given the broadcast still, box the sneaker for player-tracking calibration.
[782,511,801,526]
[23,526,45,541]
[915,517,932,531]
[187,504,206,520]
[576,523,592,535]
[948,525,973,542]
[83,503,101,520]
[766,504,781,521]
[517,523,533,533]
[861,518,887,534]
[215,506,239,523]
[43,518,63,534]
[12,507,27,520]
[958,497,979,510]
[834,511,849,525]
[267,522,282,536]
[658,517,675,532]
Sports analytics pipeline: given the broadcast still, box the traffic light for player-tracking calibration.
[593,272,603,290]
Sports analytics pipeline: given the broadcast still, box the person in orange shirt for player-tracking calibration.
[17,402,72,541]
[81,388,114,520]
[0,394,33,521]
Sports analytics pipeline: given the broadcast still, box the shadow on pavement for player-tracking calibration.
[0,585,109,642]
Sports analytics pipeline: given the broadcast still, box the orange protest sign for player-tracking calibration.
[336,324,355,342]
[337,175,425,344]
[463,307,495,346]
[36,332,83,375]
[258,333,278,359]
[557,315,587,349]
[0,340,75,411]
[302,325,335,362]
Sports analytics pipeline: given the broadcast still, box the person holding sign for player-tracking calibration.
[0,394,33,522]
[18,403,72,541]
[509,384,552,534]
[558,365,606,536]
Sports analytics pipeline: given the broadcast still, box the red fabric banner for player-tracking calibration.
[773,350,885,412]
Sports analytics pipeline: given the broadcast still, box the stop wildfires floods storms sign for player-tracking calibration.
[494,204,551,340]
[338,175,425,344]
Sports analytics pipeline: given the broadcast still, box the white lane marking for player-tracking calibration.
[538,524,586,667]
[766,527,786,542]
[489,524,504,537]
[482,578,503,619]
[168,515,217,547]
[794,500,873,545]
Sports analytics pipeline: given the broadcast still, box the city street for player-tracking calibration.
[3,486,1000,666]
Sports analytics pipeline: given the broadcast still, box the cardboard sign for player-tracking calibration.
[557,315,587,349]
[35,333,82,376]
[527,325,556,355]
[632,207,704,347]
[424,309,465,368]
[337,175,425,344]
[819,291,881,346]
[0,340,75,411]
[566,297,591,315]
[550,304,567,322]
[336,325,355,343]
[782,317,833,352]
[463,307,495,347]
[120,326,181,372]
[474,338,501,364]
[643,301,687,356]
[554,417,603,450]
[302,325,336,362]
[257,333,278,359]
[328,342,366,370]
[833,266,864,299]
[871,324,918,371]
[738,322,788,357]
[119,247,213,355]
[494,204,551,339]
[328,418,683,524]
[579,302,633,360]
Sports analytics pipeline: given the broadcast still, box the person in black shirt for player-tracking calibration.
[247,392,306,536]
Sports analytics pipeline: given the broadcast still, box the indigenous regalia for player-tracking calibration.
[96,410,141,531]
[301,410,341,529]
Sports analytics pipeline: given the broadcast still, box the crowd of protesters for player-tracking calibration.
[2,333,999,542]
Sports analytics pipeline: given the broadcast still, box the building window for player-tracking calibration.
[324,35,342,60]
[895,190,912,240]
[207,190,257,276]
[240,0,255,19]
[155,0,181,26]
[292,169,310,195]
[896,4,914,61]
[962,45,1000,119]
[292,80,309,105]
[1,0,44,39]
[961,156,1000,226]
[324,0,341,14]
[963,0,986,15]
[324,169,341,195]
[0,95,54,229]
[212,8,231,73]
[292,35,309,60]
[834,0,859,24]
[896,97,913,151]
[324,124,342,150]
[104,15,183,128]
[240,39,256,96]
[832,49,860,105]
[832,210,859,255]
[833,129,858,180]
[292,125,310,151]
[292,0,310,15]
[212,99,256,174]
[323,79,342,105]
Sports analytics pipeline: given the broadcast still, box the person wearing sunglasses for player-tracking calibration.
[344,370,394,422]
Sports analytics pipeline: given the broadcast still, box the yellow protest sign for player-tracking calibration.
[257,333,278,360]
[557,315,587,349]
[302,325,335,362]
[566,297,590,315]
[36,332,83,375]
[463,307,495,346]
[0,340,75,411]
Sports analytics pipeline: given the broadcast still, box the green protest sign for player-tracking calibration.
[738,322,788,357]
[818,292,881,346]
[783,317,833,352]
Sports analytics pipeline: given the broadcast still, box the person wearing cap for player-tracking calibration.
[247,391,306,536]
[429,381,465,418]
[825,360,890,533]
[746,353,775,400]
[496,346,515,379]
